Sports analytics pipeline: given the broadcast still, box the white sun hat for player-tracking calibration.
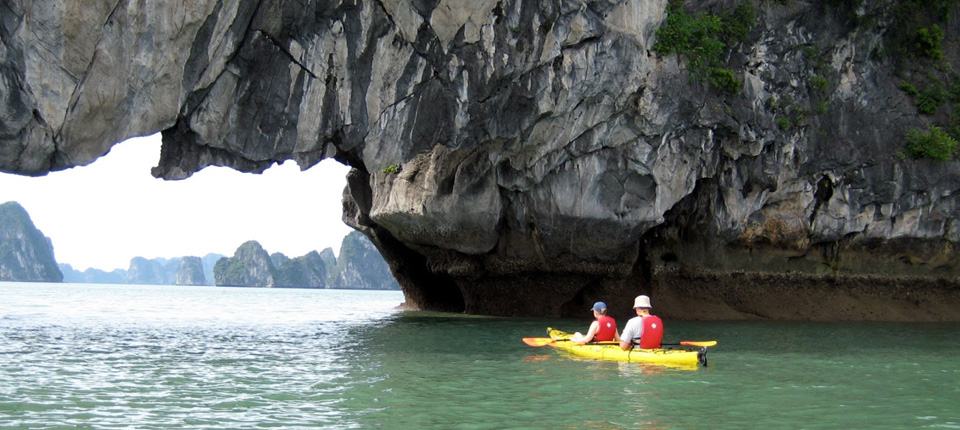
[633,295,652,309]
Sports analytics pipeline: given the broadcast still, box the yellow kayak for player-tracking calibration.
[537,328,709,367]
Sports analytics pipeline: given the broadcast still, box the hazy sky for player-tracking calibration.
[1,134,355,271]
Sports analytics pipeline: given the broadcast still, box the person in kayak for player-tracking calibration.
[619,295,663,350]
[571,301,621,345]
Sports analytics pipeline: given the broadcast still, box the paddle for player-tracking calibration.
[665,341,717,347]
[521,337,557,347]
[522,337,717,348]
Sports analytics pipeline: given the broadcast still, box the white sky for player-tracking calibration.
[0,134,355,271]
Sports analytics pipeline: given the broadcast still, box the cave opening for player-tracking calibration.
[0,133,376,290]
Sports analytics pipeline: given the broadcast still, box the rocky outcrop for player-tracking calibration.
[330,231,400,290]
[214,241,277,287]
[60,264,126,284]
[0,201,62,282]
[202,253,226,284]
[4,1,960,320]
[319,248,338,285]
[271,250,327,288]
[61,254,222,285]
[126,257,178,285]
[176,256,207,286]
[215,240,396,288]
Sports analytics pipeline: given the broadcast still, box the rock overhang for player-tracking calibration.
[3,0,960,320]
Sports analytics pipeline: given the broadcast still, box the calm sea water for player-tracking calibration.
[1,282,958,429]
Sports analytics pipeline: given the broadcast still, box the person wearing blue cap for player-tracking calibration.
[571,301,621,345]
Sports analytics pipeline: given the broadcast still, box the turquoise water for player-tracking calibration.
[1,283,958,429]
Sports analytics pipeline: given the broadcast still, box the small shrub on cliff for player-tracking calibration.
[653,1,756,90]
[381,164,401,174]
[776,117,791,130]
[916,84,948,115]
[950,82,960,102]
[810,75,829,93]
[947,125,960,144]
[814,100,829,115]
[903,126,959,161]
[888,1,954,69]
[899,81,919,97]
[708,67,741,95]
[653,2,724,74]
[721,2,757,44]
[915,24,944,60]
[899,80,949,115]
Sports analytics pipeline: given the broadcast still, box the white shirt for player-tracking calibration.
[622,315,647,343]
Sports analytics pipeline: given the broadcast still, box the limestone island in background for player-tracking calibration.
[1,201,398,290]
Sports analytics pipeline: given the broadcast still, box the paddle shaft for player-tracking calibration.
[590,340,716,347]
[525,338,715,347]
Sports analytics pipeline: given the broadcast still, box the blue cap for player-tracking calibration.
[591,302,607,312]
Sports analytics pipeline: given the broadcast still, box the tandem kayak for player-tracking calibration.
[523,328,711,367]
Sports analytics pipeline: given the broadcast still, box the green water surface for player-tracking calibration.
[1,283,957,429]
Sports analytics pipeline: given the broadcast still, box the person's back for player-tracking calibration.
[619,295,664,350]
[573,302,621,345]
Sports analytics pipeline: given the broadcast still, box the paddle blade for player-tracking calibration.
[522,337,555,347]
[679,340,717,347]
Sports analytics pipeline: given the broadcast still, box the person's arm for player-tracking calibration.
[619,321,635,350]
[574,321,600,345]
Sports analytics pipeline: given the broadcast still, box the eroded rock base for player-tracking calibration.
[652,268,960,322]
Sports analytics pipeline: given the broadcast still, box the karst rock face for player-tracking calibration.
[3,0,960,320]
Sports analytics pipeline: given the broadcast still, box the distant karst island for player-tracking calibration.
[1,201,398,290]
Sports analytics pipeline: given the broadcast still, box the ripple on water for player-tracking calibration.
[4,285,960,429]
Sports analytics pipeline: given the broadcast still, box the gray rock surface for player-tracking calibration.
[3,1,960,319]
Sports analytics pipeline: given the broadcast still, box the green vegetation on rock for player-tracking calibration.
[652,1,756,93]
[886,0,960,158]
[915,24,945,61]
[708,67,742,95]
[903,126,959,161]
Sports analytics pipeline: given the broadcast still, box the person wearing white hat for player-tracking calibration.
[571,301,621,345]
[619,295,664,350]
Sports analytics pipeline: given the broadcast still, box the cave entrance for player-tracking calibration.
[0,134,403,292]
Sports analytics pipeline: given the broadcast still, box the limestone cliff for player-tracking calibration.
[214,241,277,287]
[0,201,62,282]
[3,1,960,320]
[271,250,328,288]
[126,257,178,285]
[319,248,338,285]
[330,231,400,290]
[176,256,208,286]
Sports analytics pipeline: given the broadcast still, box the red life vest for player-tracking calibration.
[638,315,664,349]
[595,315,617,341]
